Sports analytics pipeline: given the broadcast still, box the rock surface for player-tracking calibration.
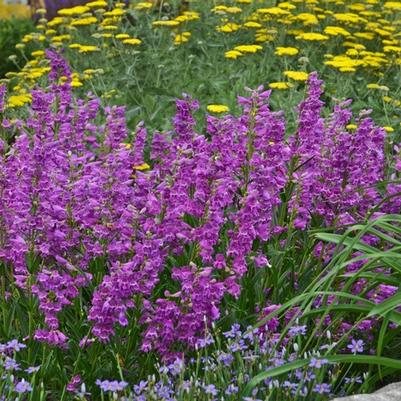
[333,382,401,401]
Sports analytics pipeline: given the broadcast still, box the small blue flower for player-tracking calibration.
[313,383,331,394]
[223,324,242,339]
[225,384,239,395]
[203,384,218,396]
[347,339,364,354]
[309,357,328,369]
[14,379,32,394]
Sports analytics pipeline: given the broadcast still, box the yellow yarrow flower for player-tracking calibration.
[100,25,119,31]
[333,13,366,24]
[207,104,230,113]
[122,38,142,45]
[86,0,107,7]
[225,50,243,59]
[103,8,125,17]
[257,7,290,16]
[295,13,319,25]
[275,46,299,56]
[174,32,191,45]
[78,45,100,53]
[216,23,241,33]
[133,163,151,171]
[115,33,130,40]
[324,26,351,36]
[367,83,389,91]
[58,6,90,16]
[384,46,401,53]
[70,17,98,26]
[269,82,293,89]
[135,2,153,10]
[71,80,83,88]
[7,94,32,108]
[284,70,309,81]
[153,20,180,27]
[243,21,262,28]
[384,2,401,9]
[234,44,262,53]
[278,2,296,10]
[296,32,329,41]
[31,50,45,58]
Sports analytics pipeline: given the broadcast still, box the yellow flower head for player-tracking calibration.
[384,2,401,10]
[257,7,290,16]
[104,8,125,17]
[133,163,151,171]
[7,94,32,108]
[78,45,100,53]
[58,6,90,16]
[216,23,241,33]
[284,70,309,81]
[115,33,130,40]
[207,104,230,113]
[70,16,98,26]
[269,82,293,89]
[134,2,154,10]
[122,38,142,45]
[324,26,351,36]
[174,32,191,45]
[296,32,329,41]
[225,50,243,59]
[275,46,299,56]
[31,50,45,58]
[243,21,262,28]
[234,44,262,53]
[86,0,108,7]
[152,20,180,27]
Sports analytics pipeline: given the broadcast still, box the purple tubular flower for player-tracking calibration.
[67,375,81,392]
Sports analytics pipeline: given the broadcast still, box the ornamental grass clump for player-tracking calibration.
[0,52,397,363]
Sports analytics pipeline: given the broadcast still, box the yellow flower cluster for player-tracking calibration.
[0,0,29,19]
[2,0,401,129]
[1,0,146,105]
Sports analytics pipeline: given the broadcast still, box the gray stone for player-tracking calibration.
[332,382,401,401]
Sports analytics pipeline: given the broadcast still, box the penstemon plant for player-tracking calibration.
[1,51,401,398]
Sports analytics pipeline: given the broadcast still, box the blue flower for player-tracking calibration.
[309,357,328,369]
[14,379,32,394]
[347,339,364,354]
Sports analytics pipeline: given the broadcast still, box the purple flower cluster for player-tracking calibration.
[0,52,396,358]
[290,74,386,228]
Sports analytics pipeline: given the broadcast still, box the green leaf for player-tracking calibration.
[242,355,401,397]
